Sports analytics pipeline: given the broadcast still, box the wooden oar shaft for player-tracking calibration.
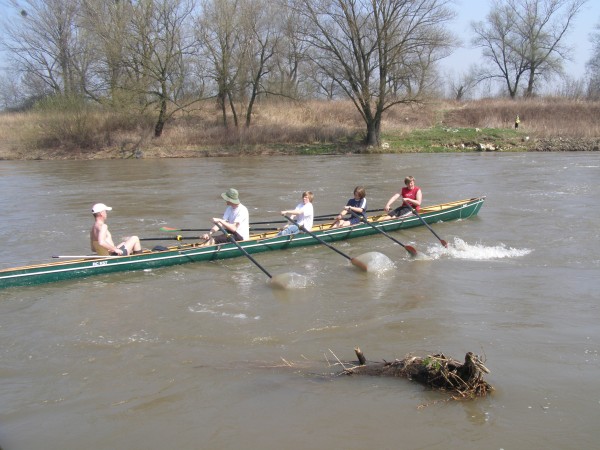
[409,206,448,248]
[160,226,276,232]
[160,209,386,231]
[282,215,367,270]
[249,210,384,225]
[52,255,120,259]
[349,211,417,256]
[250,218,333,225]
[215,223,272,279]
[140,235,198,241]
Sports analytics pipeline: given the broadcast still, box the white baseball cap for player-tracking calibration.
[92,203,112,214]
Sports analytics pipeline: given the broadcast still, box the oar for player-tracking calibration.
[282,215,368,271]
[252,209,386,224]
[159,226,276,233]
[159,209,388,232]
[249,217,336,225]
[215,223,273,279]
[408,206,448,248]
[348,210,417,256]
[52,255,121,259]
[161,220,336,232]
[140,235,198,241]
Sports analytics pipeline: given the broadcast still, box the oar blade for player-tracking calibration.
[405,245,418,256]
[440,240,449,248]
[350,258,369,271]
[159,226,181,232]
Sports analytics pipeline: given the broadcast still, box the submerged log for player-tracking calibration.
[341,349,493,398]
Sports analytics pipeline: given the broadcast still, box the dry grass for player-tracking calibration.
[163,99,365,147]
[441,98,600,138]
[0,97,598,159]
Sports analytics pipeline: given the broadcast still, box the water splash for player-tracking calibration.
[353,251,396,273]
[427,237,532,260]
[269,272,313,289]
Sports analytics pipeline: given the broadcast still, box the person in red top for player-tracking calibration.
[383,176,422,218]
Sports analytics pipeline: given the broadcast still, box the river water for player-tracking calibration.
[0,153,598,450]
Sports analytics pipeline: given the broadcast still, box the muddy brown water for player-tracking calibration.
[0,153,598,449]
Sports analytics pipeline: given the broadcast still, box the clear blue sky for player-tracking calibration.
[442,0,600,81]
[1,0,599,80]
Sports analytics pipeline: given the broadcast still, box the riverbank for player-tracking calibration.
[1,98,599,160]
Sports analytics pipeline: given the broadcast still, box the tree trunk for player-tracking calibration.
[228,90,239,127]
[218,90,228,127]
[154,94,167,137]
[365,119,381,147]
[525,68,536,97]
[245,77,260,127]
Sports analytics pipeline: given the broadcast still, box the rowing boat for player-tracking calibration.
[0,196,485,289]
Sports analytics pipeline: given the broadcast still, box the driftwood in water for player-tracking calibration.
[339,348,493,398]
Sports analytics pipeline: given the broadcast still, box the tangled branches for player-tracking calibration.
[336,348,493,399]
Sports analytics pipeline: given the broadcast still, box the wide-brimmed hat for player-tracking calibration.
[92,203,112,214]
[221,188,240,204]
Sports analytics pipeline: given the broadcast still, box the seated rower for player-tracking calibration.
[201,188,250,245]
[277,191,314,236]
[90,203,142,256]
[381,176,422,219]
[331,186,367,228]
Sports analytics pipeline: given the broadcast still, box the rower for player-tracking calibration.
[90,203,142,256]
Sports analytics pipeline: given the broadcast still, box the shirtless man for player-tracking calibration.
[90,203,142,256]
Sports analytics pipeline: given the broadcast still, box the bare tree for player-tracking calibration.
[79,0,135,105]
[124,0,198,137]
[294,0,455,147]
[473,0,588,98]
[447,67,480,101]
[238,0,281,126]
[197,0,282,128]
[587,21,600,99]
[308,63,341,99]
[0,72,26,110]
[270,6,312,98]
[197,0,243,127]
[3,0,89,98]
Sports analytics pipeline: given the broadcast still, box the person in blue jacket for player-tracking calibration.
[331,186,367,228]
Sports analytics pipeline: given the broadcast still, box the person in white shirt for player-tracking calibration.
[278,191,314,236]
[202,188,250,245]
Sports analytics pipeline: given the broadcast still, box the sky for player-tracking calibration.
[0,0,599,85]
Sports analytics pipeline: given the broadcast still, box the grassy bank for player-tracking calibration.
[1,98,599,160]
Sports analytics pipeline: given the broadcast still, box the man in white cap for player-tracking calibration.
[201,188,249,245]
[90,203,142,256]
